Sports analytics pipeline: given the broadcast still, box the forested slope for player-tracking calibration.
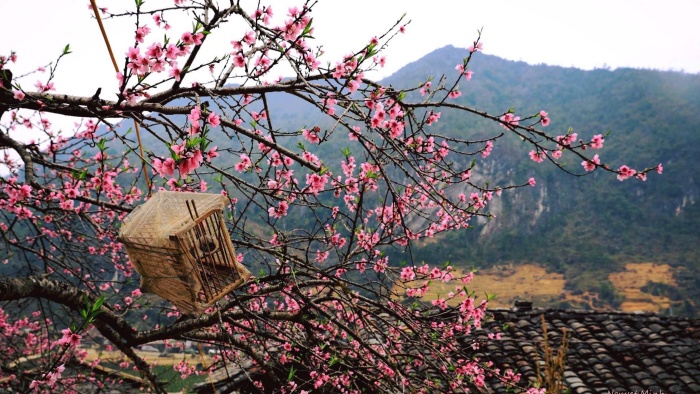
[382,46,700,315]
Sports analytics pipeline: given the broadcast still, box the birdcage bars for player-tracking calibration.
[172,200,247,304]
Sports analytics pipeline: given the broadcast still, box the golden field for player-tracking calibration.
[394,262,682,313]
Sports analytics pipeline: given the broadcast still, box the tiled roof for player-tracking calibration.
[475,308,700,394]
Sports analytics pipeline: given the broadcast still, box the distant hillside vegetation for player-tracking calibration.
[382,46,700,316]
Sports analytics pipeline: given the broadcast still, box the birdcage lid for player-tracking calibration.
[119,191,229,240]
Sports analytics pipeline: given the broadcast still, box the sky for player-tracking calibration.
[0,0,698,142]
[1,0,698,97]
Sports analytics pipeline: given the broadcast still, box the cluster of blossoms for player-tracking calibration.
[233,261,524,392]
[55,328,82,348]
[455,63,475,83]
[500,112,520,128]
[124,25,202,85]
[516,124,661,182]
[1,308,93,392]
[0,179,33,218]
[173,360,202,380]
[151,106,219,179]
[29,364,65,391]
[229,5,319,76]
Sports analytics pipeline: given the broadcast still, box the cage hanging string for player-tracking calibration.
[89,0,152,197]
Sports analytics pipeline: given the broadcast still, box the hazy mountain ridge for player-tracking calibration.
[382,46,699,315]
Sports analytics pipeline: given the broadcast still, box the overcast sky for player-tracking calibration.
[0,0,697,174]
[1,0,698,99]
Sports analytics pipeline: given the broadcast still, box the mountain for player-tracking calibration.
[6,46,698,317]
[381,46,700,315]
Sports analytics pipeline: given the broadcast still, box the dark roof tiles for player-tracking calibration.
[478,308,700,393]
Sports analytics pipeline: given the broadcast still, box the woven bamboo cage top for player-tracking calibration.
[118,191,250,314]
[119,191,227,242]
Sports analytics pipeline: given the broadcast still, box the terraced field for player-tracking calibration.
[395,262,682,313]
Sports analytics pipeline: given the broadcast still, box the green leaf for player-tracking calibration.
[166,145,178,159]
[63,44,71,55]
[287,366,296,381]
[397,91,406,101]
[297,142,306,151]
[186,137,202,149]
[72,169,89,181]
[302,18,314,36]
[366,43,377,58]
[97,138,106,152]
[340,147,351,158]
[93,295,105,312]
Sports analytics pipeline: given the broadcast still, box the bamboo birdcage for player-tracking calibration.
[118,191,250,315]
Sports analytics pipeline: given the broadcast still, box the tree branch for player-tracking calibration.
[0,132,35,183]
[0,276,165,393]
